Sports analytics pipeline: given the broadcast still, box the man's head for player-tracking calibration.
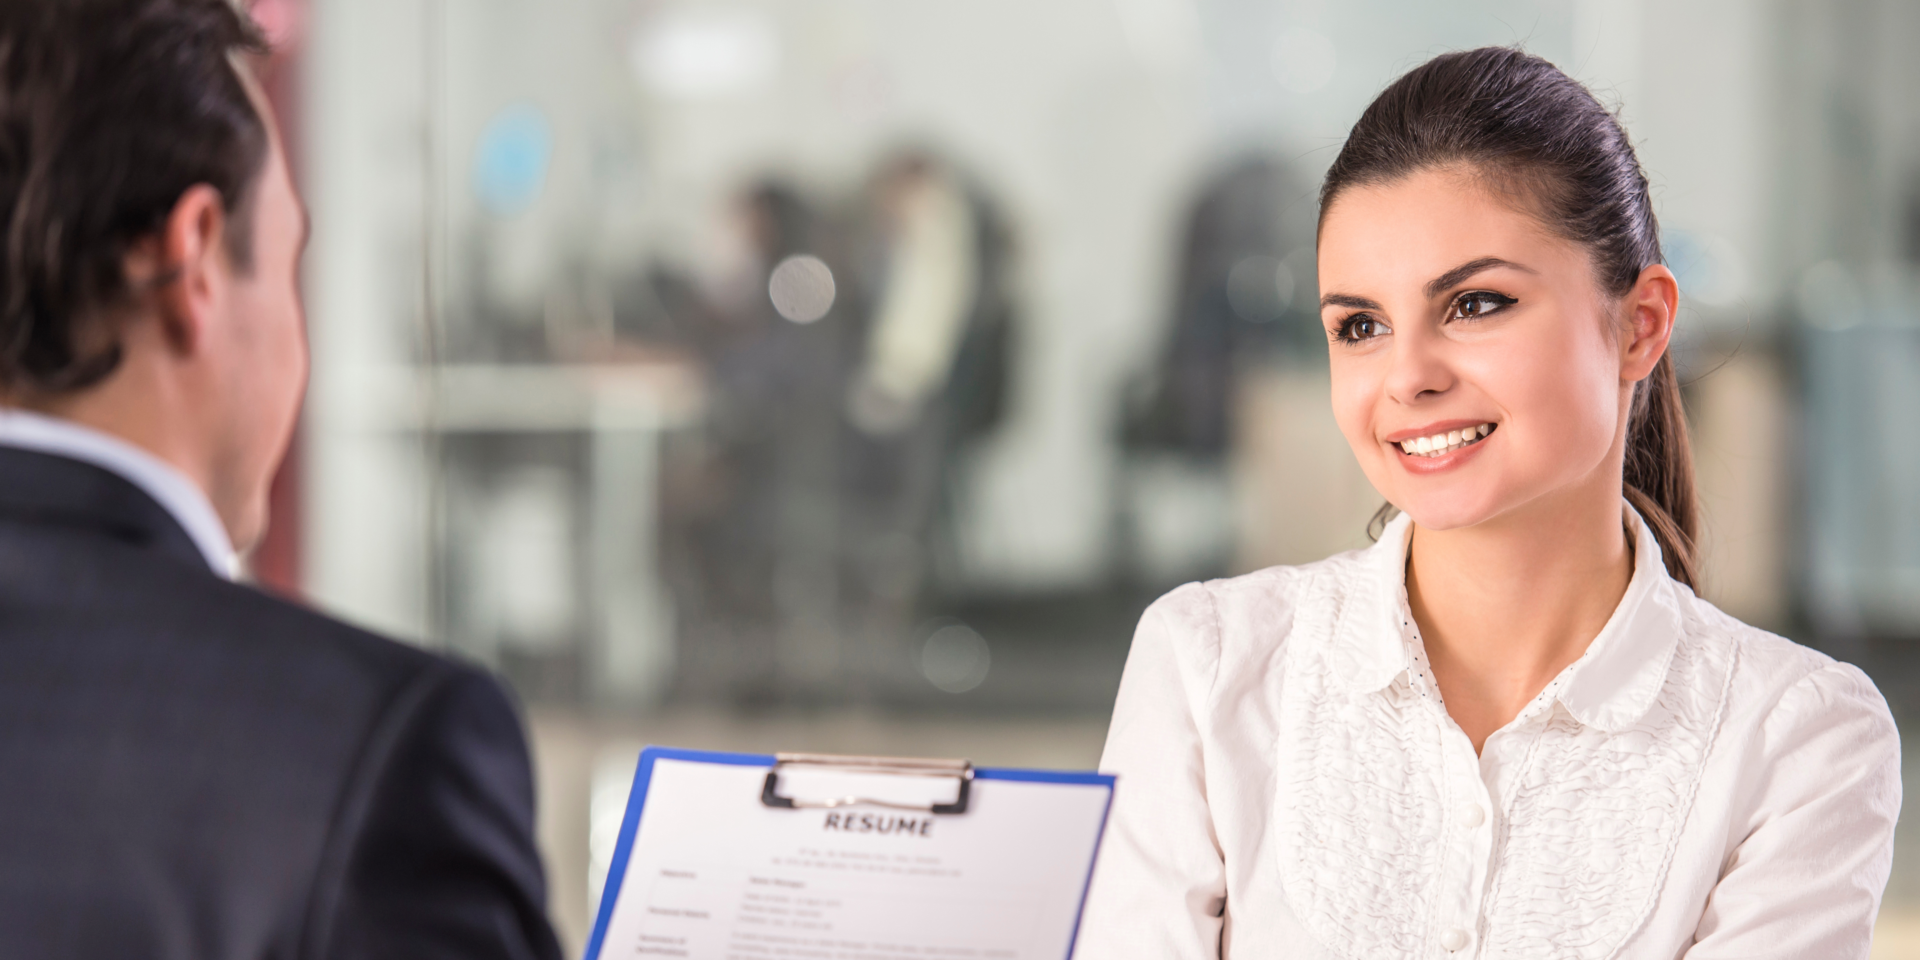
[0,0,309,553]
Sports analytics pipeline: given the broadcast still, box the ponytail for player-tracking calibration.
[1623,352,1699,591]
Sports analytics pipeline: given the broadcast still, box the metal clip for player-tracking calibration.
[759,752,974,814]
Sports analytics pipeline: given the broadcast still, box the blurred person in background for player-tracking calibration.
[665,180,855,703]
[0,2,561,957]
[1122,156,1310,462]
[837,151,1013,686]
[661,159,1016,704]
[1115,156,1314,587]
[1084,48,1899,957]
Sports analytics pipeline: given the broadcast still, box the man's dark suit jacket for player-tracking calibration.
[0,446,564,960]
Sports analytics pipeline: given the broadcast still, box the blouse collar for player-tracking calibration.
[1331,501,1684,733]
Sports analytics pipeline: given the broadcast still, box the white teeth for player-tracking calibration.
[1396,423,1496,457]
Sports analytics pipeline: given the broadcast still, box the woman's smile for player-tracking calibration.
[1385,419,1498,474]
[1388,420,1497,457]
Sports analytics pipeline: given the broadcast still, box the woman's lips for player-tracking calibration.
[1393,422,1495,457]
[1389,422,1497,473]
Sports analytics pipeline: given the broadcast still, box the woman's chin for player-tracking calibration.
[1393,495,1507,533]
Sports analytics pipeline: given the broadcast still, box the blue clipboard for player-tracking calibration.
[583,746,1116,960]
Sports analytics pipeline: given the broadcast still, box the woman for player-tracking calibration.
[1080,47,1900,958]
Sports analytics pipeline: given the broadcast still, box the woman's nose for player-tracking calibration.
[1383,329,1455,404]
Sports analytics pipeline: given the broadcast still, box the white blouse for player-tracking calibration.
[1080,507,1901,959]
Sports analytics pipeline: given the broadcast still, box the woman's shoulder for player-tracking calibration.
[1675,590,1895,740]
[1138,543,1383,667]
[1671,591,1900,853]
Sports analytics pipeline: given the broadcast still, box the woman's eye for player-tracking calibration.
[1450,291,1517,321]
[1333,315,1388,343]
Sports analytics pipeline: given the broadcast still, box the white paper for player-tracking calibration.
[594,758,1112,960]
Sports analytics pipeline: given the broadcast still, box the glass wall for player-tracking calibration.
[291,0,1920,948]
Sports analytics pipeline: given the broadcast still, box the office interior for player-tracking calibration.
[251,0,1920,951]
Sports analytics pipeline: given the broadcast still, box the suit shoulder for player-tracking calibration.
[15,542,483,732]
[206,583,529,764]
[137,556,456,687]
[216,578,448,677]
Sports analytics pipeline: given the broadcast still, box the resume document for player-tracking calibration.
[586,749,1115,960]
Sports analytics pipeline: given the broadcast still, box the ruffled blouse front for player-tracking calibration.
[1079,508,1900,959]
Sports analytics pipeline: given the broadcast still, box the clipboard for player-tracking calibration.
[584,746,1116,960]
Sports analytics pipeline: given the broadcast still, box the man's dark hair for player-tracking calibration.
[0,0,269,393]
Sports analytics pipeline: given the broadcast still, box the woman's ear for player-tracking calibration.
[1620,263,1678,383]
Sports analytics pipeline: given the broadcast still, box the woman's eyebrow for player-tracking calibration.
[1424,256,1534,298]
[1320,293,1383,311]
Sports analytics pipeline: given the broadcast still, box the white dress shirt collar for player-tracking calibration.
[0,408,239,579]
[1332,501,1683,733]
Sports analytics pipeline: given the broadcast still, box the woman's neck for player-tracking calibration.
[1405,483,1633,753]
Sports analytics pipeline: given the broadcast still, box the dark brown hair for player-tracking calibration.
[1325,47,1699,590]
[0,0,268,393]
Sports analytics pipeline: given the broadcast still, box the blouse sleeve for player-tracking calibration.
[1685,662,1901,959]
[1076,582,1227,959]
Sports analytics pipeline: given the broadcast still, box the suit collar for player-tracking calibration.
[0,445,215,573]
[0,410,236,577]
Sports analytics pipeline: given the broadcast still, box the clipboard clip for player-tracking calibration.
[760,752,974,815]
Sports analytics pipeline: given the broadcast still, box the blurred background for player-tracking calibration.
[245,0,1920,951]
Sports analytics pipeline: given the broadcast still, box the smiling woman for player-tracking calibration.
[1079,47,1900,960]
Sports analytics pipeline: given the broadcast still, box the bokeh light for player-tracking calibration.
[768,254,836,323]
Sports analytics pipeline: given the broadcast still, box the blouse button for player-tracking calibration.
[1440,928,1469,952]
[1457,802,1486,828]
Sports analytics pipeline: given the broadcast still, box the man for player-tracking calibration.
[0,2,564,957]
